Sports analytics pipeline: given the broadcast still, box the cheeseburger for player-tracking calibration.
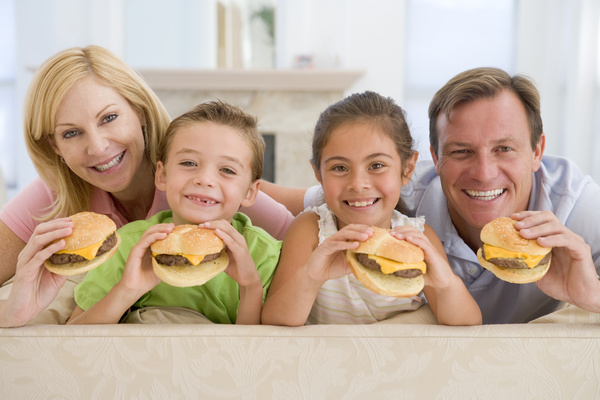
[44,211,120,276]
[346,226,427,297]
[477,217,552,284]
[151,225,229,287]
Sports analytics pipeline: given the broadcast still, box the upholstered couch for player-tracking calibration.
[1,277,599,399]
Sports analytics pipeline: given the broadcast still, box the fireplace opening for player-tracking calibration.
[262,133,275,183]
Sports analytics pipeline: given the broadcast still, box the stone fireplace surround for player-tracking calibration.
[138,69,363,188]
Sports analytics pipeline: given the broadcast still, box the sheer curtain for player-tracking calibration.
[516,0,600,181]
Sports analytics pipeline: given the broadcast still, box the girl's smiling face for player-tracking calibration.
[314,121,416,229]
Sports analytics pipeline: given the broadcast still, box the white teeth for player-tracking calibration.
[465,189,505,201]
[348,199,375,207]
[188,196,217,204]
[94,152,123,172]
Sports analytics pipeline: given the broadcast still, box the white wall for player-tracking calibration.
[6,0,600,199]
[275,0,406,102]
[11,0,215,198]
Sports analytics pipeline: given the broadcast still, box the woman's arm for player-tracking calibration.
[240,188,294,240]
[259,180,308,217]
[0,219,75,327]
[0,221,26,285]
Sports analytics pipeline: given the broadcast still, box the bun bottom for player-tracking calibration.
[152,252,229,287]
[44,233,121,276]
[346,251,424,298]
[476,248,551,284]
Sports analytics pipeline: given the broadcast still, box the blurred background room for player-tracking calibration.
[0,0,598,206]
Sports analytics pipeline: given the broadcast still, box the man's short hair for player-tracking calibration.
[428,67,543,155]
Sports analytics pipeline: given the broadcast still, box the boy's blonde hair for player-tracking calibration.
[158,100,265,182]
[24,45,171,220]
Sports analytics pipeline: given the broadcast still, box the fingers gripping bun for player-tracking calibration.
[480,217,551,256]
[44,212,121,276]
[346,226,425,298]
[478,217,552,284]
[151,225,229,287]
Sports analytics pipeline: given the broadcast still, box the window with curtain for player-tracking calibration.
[0,0,16,203]
[403,0,516,161]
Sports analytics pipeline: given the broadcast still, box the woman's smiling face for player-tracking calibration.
[51,75,147,194]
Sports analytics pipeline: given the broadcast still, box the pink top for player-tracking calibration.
[0,177,293,242]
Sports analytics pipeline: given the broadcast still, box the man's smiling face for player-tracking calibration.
[431,90,544,249]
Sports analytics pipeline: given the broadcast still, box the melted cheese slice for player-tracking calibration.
[367,254,427,275]
[151,252,206,266]
[483,244,546,269]
[55,240,103,260]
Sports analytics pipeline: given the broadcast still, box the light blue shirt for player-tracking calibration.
[305,155,600,324]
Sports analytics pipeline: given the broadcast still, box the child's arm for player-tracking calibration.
[67,224,174,325]
[261,213,373,326]
[201,220,263,325]
[391,224,482,326]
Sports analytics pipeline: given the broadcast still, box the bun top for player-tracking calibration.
[480,217,551,256]
[151,225,224,256]
[354,226,424,263]
[63,212,117,251]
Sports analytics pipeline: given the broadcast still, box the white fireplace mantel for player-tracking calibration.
[138,69,363,187]
[136,69,364,92]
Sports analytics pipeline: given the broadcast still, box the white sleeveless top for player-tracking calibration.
[306,204,426,325]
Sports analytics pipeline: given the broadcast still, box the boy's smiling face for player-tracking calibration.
[155,122,259,225]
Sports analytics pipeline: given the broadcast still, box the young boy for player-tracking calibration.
[67,101,281,325]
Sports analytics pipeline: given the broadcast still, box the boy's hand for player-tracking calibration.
[119,223,174,296]
[201,220,260,289]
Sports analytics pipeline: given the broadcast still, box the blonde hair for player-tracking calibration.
[158,100,264,182]
[428,67,543,155]
[24,45,171,220]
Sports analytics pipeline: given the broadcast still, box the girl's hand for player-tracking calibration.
[119,223,174,296]
[390,226,454,289]
[5,218,74,327]
[201,220,260,289]
[306,224,373,283]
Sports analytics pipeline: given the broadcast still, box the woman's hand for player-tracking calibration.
[0,218,74,327]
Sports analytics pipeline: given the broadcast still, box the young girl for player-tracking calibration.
[261,91,481,326]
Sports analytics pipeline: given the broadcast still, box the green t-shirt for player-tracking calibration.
[74,211,281,324]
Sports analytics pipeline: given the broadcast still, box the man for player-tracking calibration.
[266,67,600,324]
[400,67,600,323]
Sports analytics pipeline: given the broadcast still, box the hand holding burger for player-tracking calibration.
[346,226,427,297]
[477,217,552,284]
[44,212,121,276]
[151,225,229,287]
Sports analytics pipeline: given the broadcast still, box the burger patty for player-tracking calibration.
[356,253,423,278]
[482,247,552,269]
[48,233,118,265]
[155,252,221,267]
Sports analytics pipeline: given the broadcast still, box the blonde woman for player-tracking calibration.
[0,46,292,327]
